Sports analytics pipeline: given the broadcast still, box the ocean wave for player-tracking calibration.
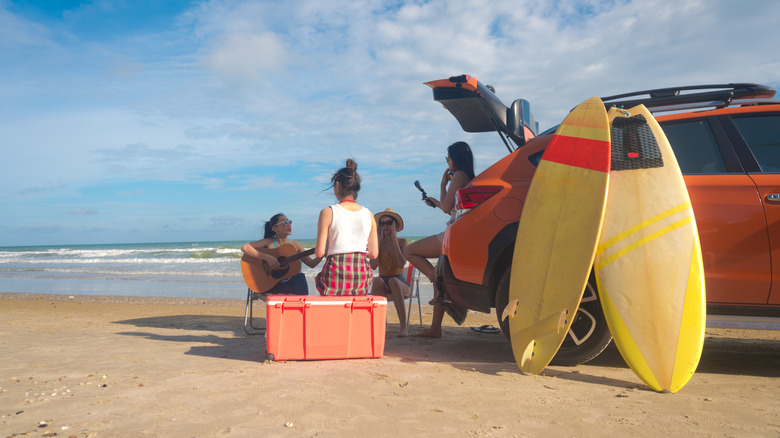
[0,246,243,261]
[1,266,241,278]
[188,251,242,259]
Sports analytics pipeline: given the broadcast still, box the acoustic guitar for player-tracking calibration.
[240,243,316,293]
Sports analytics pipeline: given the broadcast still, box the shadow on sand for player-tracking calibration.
[113,314,780,382]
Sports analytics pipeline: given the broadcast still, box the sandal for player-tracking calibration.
[470,324,500,334]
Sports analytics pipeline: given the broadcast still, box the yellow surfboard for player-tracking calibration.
[595,105,706,393]
[503,97,610,374]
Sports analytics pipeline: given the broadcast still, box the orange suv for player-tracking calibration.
[429,75,780,365]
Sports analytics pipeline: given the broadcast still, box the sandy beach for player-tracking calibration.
[1,293,778,437]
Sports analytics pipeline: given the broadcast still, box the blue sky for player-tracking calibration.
[1,0,779,246]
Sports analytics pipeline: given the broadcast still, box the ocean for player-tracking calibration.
[0,240,434,300]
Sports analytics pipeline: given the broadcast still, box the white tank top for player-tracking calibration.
[327,204,372,255]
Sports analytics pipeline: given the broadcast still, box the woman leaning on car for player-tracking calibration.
[405,141,475,338]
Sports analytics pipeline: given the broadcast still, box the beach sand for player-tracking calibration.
[1,293,778,437]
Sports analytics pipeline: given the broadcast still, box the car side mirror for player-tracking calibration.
[507,99,538,147]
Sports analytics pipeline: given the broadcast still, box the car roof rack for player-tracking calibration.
[601,83,776,112]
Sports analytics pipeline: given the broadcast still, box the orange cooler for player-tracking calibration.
[265,295,387,361]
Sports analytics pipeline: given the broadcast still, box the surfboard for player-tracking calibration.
[502,96,610,374]
[595,105,706,393]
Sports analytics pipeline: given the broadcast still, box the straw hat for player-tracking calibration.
[374,208,404,231]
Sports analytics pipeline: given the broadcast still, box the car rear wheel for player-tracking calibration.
[494,268,612,366]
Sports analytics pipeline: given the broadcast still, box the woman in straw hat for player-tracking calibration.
[370,208,411,337]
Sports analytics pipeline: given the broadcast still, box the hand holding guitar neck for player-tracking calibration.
[414,180,436,207]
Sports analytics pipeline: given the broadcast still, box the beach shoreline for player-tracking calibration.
[0,291,246,307]
[1,292,778,437]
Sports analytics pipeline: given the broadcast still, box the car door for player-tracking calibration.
[725,111,780,305]
[661,117,772,305]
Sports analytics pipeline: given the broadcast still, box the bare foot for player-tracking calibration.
[397,330,409,338]
[414,328,441,338]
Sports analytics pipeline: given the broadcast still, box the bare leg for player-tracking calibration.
[387,277,409,337]
[404,234,441,304]
[370,277,388,297]
[404,234,440,280]
[416,303,444,338]
[406,234,448,338]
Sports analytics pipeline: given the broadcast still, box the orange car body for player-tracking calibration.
[437,86,780,317]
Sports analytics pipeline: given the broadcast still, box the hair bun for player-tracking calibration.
[345,159,358,177]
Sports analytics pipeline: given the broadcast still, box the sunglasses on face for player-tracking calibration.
[275,220,292,227]
[379,220,395,227]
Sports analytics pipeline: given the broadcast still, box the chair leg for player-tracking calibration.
[244,288,265,335]
[407,287,413,325]
[414,277,422,326]
[407,273,423,327]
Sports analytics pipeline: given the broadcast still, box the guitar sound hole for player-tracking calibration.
[272,267,290,279]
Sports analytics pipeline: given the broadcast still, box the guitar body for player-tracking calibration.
[241,244,303,293]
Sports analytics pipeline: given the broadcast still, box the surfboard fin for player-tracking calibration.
[557,309,570,333]
[501,299,519,321]
[520,340,535,368]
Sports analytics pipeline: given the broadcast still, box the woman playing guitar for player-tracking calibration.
[241,213,322,295]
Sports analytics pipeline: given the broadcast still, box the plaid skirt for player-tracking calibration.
[315,252,373,296]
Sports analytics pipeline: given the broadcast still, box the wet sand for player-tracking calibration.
[1,292,778,437]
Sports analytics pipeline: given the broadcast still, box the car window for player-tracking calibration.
[731,115,780,172]
[528,150,544,167]
[660,120,727,174]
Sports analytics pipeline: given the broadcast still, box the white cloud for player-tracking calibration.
[204,31,288,83]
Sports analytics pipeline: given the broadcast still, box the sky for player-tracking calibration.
[1,0,779,246]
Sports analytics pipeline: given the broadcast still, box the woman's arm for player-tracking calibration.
[440,169,450,201]
[396,238,408,268]
[241,239,280,269]
[369,228,381,270]
[426,170,469,214]
[292,239,323,268]
[315,207,332,258]
[439,170,469,213]
[366,215,379,259]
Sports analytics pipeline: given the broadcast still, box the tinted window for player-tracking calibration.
[661,120,726,174]
[731,115,780,172]
[528,150,544,167]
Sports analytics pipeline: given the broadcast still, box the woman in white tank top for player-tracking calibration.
[315,159,379,296]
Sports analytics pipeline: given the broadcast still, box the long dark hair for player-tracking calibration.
[330,158,361,199]
[263,213,285,239]
[448,141,475,180]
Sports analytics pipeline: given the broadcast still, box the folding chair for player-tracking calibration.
[244,288,269,335]
[241,256,273,335]
[406,265,423,327]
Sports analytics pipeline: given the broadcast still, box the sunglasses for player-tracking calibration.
[275,220,292,226]
[445,155,451,161]
[379,220,395,227]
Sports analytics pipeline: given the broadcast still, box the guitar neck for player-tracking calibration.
[285,248,315,262]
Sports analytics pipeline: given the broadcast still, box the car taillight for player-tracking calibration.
[456,185,504,210]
